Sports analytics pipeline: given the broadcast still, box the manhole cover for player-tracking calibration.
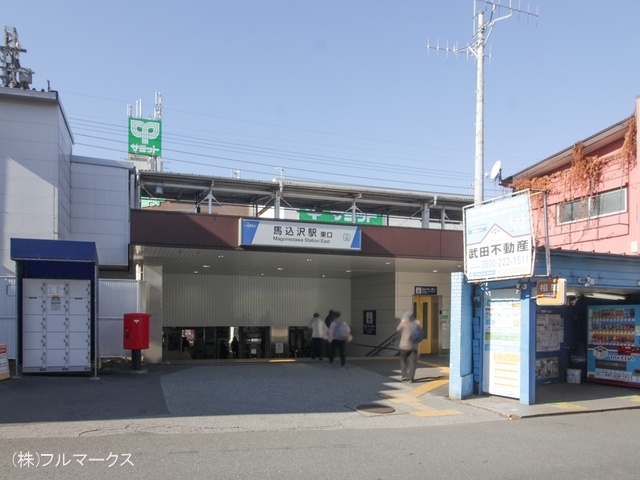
[356,404,395,415]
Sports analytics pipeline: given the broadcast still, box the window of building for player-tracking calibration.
[556,188,627,225]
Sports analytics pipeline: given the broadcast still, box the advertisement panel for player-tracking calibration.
[482,294,521,399]
[536,278,567,306]
[128,118,162,156]
[464,191,535,282]
[0,344,10,381]
[299,210,383,225]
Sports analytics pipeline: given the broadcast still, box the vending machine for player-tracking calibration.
[587,305,640,387]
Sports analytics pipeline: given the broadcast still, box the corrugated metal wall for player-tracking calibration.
[163,273,350,327]
[0,277,17,359]
[70,160,131,267]
[98,279,145,357]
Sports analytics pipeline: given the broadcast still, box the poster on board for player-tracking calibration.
[0,344,9,381]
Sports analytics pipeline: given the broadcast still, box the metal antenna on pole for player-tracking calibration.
[428,0,538,204]
[154,91,162,120]
[135,99,142,119]
[0,26,34,88]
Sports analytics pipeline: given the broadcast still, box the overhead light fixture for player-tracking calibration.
[155,185,164,195]
[584,292,626,301]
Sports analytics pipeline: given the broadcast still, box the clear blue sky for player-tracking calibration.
[3,1,639,198]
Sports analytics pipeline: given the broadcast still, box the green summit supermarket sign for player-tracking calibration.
[298,210,383,225]
[128,118,162,156]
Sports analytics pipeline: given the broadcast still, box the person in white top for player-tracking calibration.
[309,313,327,360]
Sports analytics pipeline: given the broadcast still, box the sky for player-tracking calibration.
[2,1,639,199]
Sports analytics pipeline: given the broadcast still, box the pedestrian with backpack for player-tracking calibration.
[324,309,337,359]
[327,311,351,368]
[396,311,423,382]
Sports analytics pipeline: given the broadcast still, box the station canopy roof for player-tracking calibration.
[138,171,474,222]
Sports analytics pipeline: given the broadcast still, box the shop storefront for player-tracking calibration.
[452,249,640,405]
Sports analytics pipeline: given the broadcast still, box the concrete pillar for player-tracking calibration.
[449,272,474,400]
[143,264,163,364]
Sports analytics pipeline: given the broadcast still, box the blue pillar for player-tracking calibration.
[449,272,474,400]
[519,287,536,405]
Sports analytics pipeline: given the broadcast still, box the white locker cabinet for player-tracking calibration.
[22,279,92,373]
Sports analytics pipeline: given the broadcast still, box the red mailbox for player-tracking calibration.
[123,313,150,350]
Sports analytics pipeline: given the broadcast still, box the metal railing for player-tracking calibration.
[364,332,399,357]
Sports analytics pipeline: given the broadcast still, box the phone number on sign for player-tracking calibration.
[475,255,530,269]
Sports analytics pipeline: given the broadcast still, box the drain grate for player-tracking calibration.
[356,403,395,415]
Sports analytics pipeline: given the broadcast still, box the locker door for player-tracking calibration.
[22,279,92,372]
[22,280,46,372]
[44,281,69,369]
[67,280,91,370]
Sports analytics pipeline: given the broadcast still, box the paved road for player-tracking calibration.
[3,408,640,479]
[0,357,500,437]
[3,357,640,478]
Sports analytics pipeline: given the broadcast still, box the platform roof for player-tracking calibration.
[138,171,474,222]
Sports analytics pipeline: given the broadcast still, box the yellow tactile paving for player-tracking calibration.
[407,377,449,397]
[382,385,462,417]
[547,402,588,411]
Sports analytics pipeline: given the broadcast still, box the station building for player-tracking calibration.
[0,85,474,371]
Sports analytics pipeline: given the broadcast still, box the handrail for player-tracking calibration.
[364,332,399,357]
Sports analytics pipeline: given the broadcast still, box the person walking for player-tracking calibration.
[327,311,350,368]
[231,336,239,359]
[309,312,327,360]
[396,311,422,382]
[324,309,337,359]
[324,309,336,329]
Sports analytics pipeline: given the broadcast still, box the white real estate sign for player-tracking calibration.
[464,192,535,282]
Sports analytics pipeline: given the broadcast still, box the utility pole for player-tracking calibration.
[429,1,538,204]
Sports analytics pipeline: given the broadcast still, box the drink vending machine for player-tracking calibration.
[587,305,640,387]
